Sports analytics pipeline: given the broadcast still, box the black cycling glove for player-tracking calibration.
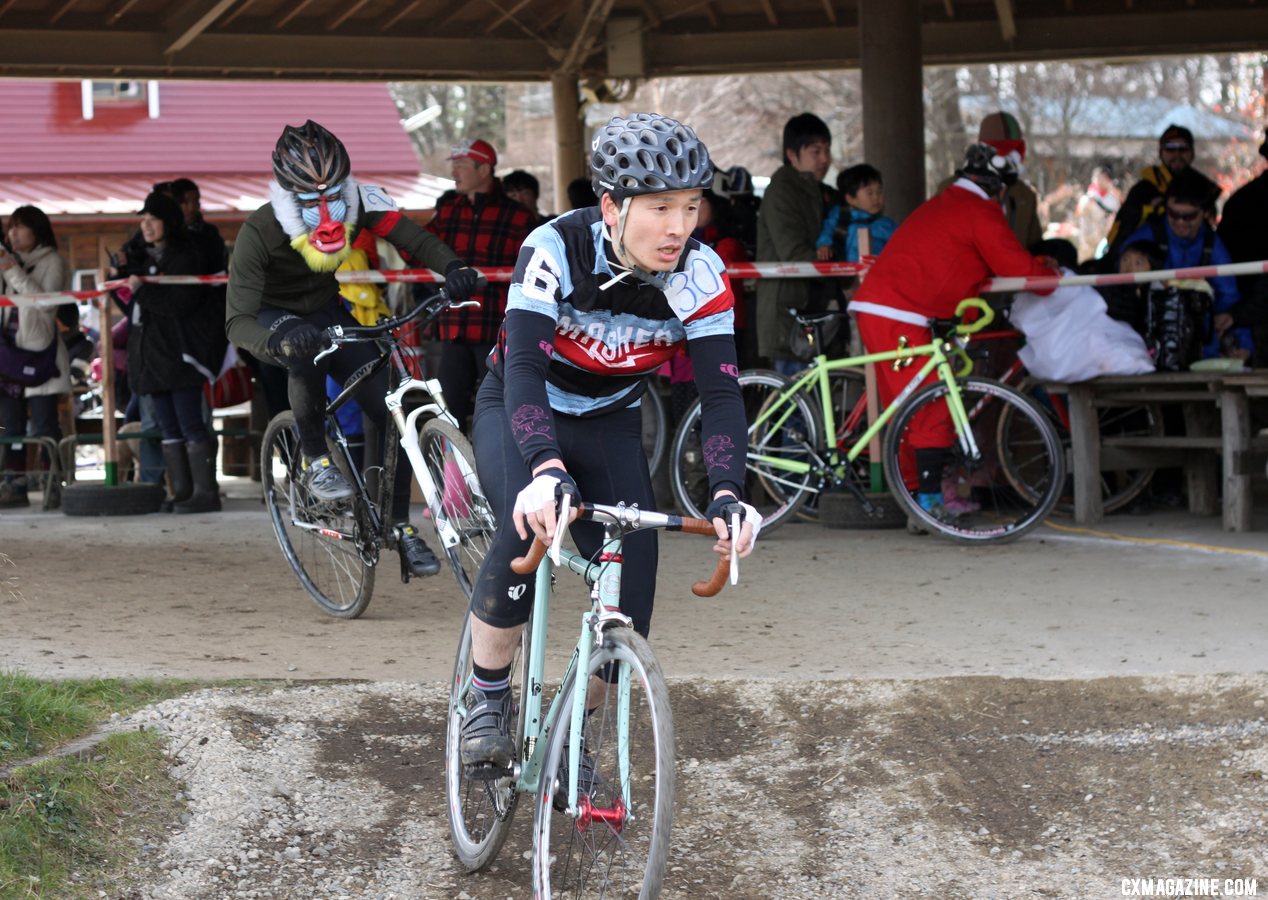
[444,262,482,301]
[268,323,328,368]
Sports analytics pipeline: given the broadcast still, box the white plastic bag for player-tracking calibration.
[1009,276,1154,382]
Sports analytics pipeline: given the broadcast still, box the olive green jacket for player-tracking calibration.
[226,203,459,360]
[755,164,824,360]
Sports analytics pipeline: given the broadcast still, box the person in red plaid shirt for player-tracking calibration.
[423,138,536,428]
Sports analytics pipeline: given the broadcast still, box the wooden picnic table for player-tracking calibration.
[1042,370,1268,532]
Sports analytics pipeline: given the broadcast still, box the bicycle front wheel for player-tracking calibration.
[261,412,376,618]
[445,612,525,871]
[669,369,820,534]
[883,377,1064,543]
[533,628,674,900]
[418,418,497,600]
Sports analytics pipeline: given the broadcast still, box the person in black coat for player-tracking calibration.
[111,191,225,513]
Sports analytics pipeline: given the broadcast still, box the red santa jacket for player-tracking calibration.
[854,181,1057,318]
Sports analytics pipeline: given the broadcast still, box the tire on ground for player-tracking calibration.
[61,482,165,517]
[818,491,906,529]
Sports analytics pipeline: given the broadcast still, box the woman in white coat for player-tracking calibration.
[0,206,72,508]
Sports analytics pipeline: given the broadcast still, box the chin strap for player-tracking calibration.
[598,196,671,292]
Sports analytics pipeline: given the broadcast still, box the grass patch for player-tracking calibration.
[0,729,182,898]
[0,672,197,766]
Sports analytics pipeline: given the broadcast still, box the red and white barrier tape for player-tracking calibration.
[4,258,1266,309]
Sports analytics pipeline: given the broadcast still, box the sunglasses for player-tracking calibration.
[1161,142,1192,151]
[1166,208,1201,222]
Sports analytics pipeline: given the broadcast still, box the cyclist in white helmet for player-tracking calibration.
[458,113,761,781]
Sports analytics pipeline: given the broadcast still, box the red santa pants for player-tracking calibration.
[855,313,954,490]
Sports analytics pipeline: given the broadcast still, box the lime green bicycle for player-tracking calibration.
[670,298,1066,542]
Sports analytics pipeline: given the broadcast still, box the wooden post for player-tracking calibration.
[1066,384,1103,524]
[1181,401,1220,516]
[551,72,585,214]
[1220,386,1252,532]
[95,274,119,486]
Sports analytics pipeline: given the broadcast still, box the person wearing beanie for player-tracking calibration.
[850,143,1059,524]
[977,111,1043,248]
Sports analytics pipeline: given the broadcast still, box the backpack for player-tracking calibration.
[0,310,59,388]
[1144,283,1211,371]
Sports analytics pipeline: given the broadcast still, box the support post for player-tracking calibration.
[551,72,585,212]
[860,0,926,221]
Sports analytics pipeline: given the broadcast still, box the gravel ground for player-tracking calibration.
[101,674,1268,899]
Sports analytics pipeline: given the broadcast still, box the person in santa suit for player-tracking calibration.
[848,143,1059,521]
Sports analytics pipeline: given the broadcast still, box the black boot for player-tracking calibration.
[160,441,192,512]
[174,440,221,514]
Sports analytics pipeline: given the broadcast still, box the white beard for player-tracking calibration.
[268,176,361,239]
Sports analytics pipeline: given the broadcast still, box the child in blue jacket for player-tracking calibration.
[816,164,898,262]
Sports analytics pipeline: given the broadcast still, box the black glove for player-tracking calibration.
[444,262,481,301]
[704,494,745,524]
[267,324,328,367]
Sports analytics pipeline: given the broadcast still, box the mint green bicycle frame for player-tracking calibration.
[754,298,994,493]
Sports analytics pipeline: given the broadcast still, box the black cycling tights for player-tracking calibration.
[258,304,413,523]
[469,373,658,637]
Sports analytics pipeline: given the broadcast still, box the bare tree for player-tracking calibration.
[389,83,506,173]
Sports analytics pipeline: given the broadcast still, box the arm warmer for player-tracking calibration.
[501,308,565,470]
[687,333,748,499]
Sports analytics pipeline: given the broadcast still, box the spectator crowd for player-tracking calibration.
[2,108,1267,515]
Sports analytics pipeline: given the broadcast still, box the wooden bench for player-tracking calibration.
[0,434,64,510]
[58,411,261,486]
[1042,371,1268,531]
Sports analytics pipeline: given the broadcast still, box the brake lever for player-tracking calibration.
[448,299,482,311]
[729,510,741,585]
[551,490,572,566]
[312,326,341,364]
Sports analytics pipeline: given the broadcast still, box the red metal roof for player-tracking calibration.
[0,172,451,217]
[0,79,420,175]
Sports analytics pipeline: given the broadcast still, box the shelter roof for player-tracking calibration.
[0,0,1265,81]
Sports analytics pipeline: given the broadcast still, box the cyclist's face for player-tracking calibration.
[604,190,702,272]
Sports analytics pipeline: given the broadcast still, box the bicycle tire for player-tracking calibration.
[882,377,1064,543]
[640,384,669,479]
[795,367,869,522]
[445,612,525,872]
[261,411,376,618]
[1002,387,1161,516]
[418,418,497,600]
[668,369,819,534]
[532,628,674,900]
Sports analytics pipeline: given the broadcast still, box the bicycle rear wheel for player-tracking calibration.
[532,628,674,900]
[445,612,525,871]
[261,412,376,618]
[668,369,819,534]
[641,384,669,479]
[1003,387,1162,515]
[418,418,496,600]
[883,377,1064,543]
